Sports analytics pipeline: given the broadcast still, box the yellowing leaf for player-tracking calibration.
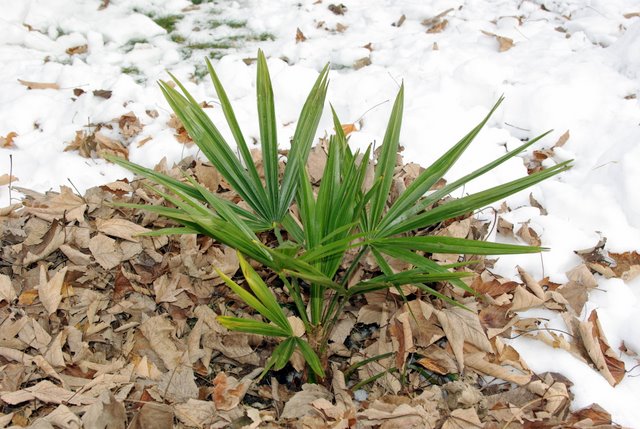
[341,123,357,136]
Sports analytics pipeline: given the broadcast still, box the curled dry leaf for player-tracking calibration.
[118,111,143,139]
[1,131,17,148]
[1,380,94,405]
[341,123,357,136]
[465,351,531,386]
[212,371,253,411]
[295,27,307,43]
[23,219,66,266]
[516,222,541,246]
[578,310,626,386]
[481,30,514,52]
[426,19,448,33]
[66,44,88,55]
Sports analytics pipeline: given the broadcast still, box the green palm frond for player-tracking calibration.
[112,51,571,381]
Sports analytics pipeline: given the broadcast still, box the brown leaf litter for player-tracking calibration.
[0,151,627,427]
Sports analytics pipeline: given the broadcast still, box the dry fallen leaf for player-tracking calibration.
[426,19,448,33]
[129,403,173,429]
[81,391,126,429]
[442,407,482,429]
[578,310,626,386]
[0,274,17,303]
[435,301,493,372]
[554,130,570,147]
[18,79,60,90]
[1,380,93,405]
[481,30,514,52]
[96,218,150,242]
[174,399,216,428]
[0,174,18,186]
[353,57,371,70]
[212,371,252,411]
[118,111,143,139]
[158,365,198,403]
[328,3,347,15]
[281,384,332,419]
[393,14,406,27]
[66,44,88,55]
[38,265,69,315]
[89,233,124,270]
[1,131,18,148]
[341,123,357,136]
[296,27,307,43]
[93,89,112,99]
[517,222,541,246]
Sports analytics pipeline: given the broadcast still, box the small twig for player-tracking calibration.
[387,72,401,89]
[8,154,13,205]
[67,178,87,203]
[353,99,390,124]
[504,122,530,132]
[509,327,575,339]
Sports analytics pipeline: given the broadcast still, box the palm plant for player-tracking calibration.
[109,50,570,380]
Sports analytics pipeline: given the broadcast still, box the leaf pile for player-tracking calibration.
[0,152,627,428]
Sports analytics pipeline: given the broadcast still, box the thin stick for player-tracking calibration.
[8,154,13,205]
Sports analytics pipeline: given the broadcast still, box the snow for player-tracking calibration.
[1,0,639,425]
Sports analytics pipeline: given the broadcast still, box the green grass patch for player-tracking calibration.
[123,38,148,52]
[154,15,183,33]
[209,19,247,29]
[122,66,141,75]
[187,41,233,50]
[171,33,186,44]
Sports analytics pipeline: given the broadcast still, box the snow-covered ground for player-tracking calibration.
[1,0,639,426]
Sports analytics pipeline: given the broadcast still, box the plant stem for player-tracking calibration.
[273,223,284,245]
[321,245,369,325]
[280,276,311,332]
[318,246,370,356]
